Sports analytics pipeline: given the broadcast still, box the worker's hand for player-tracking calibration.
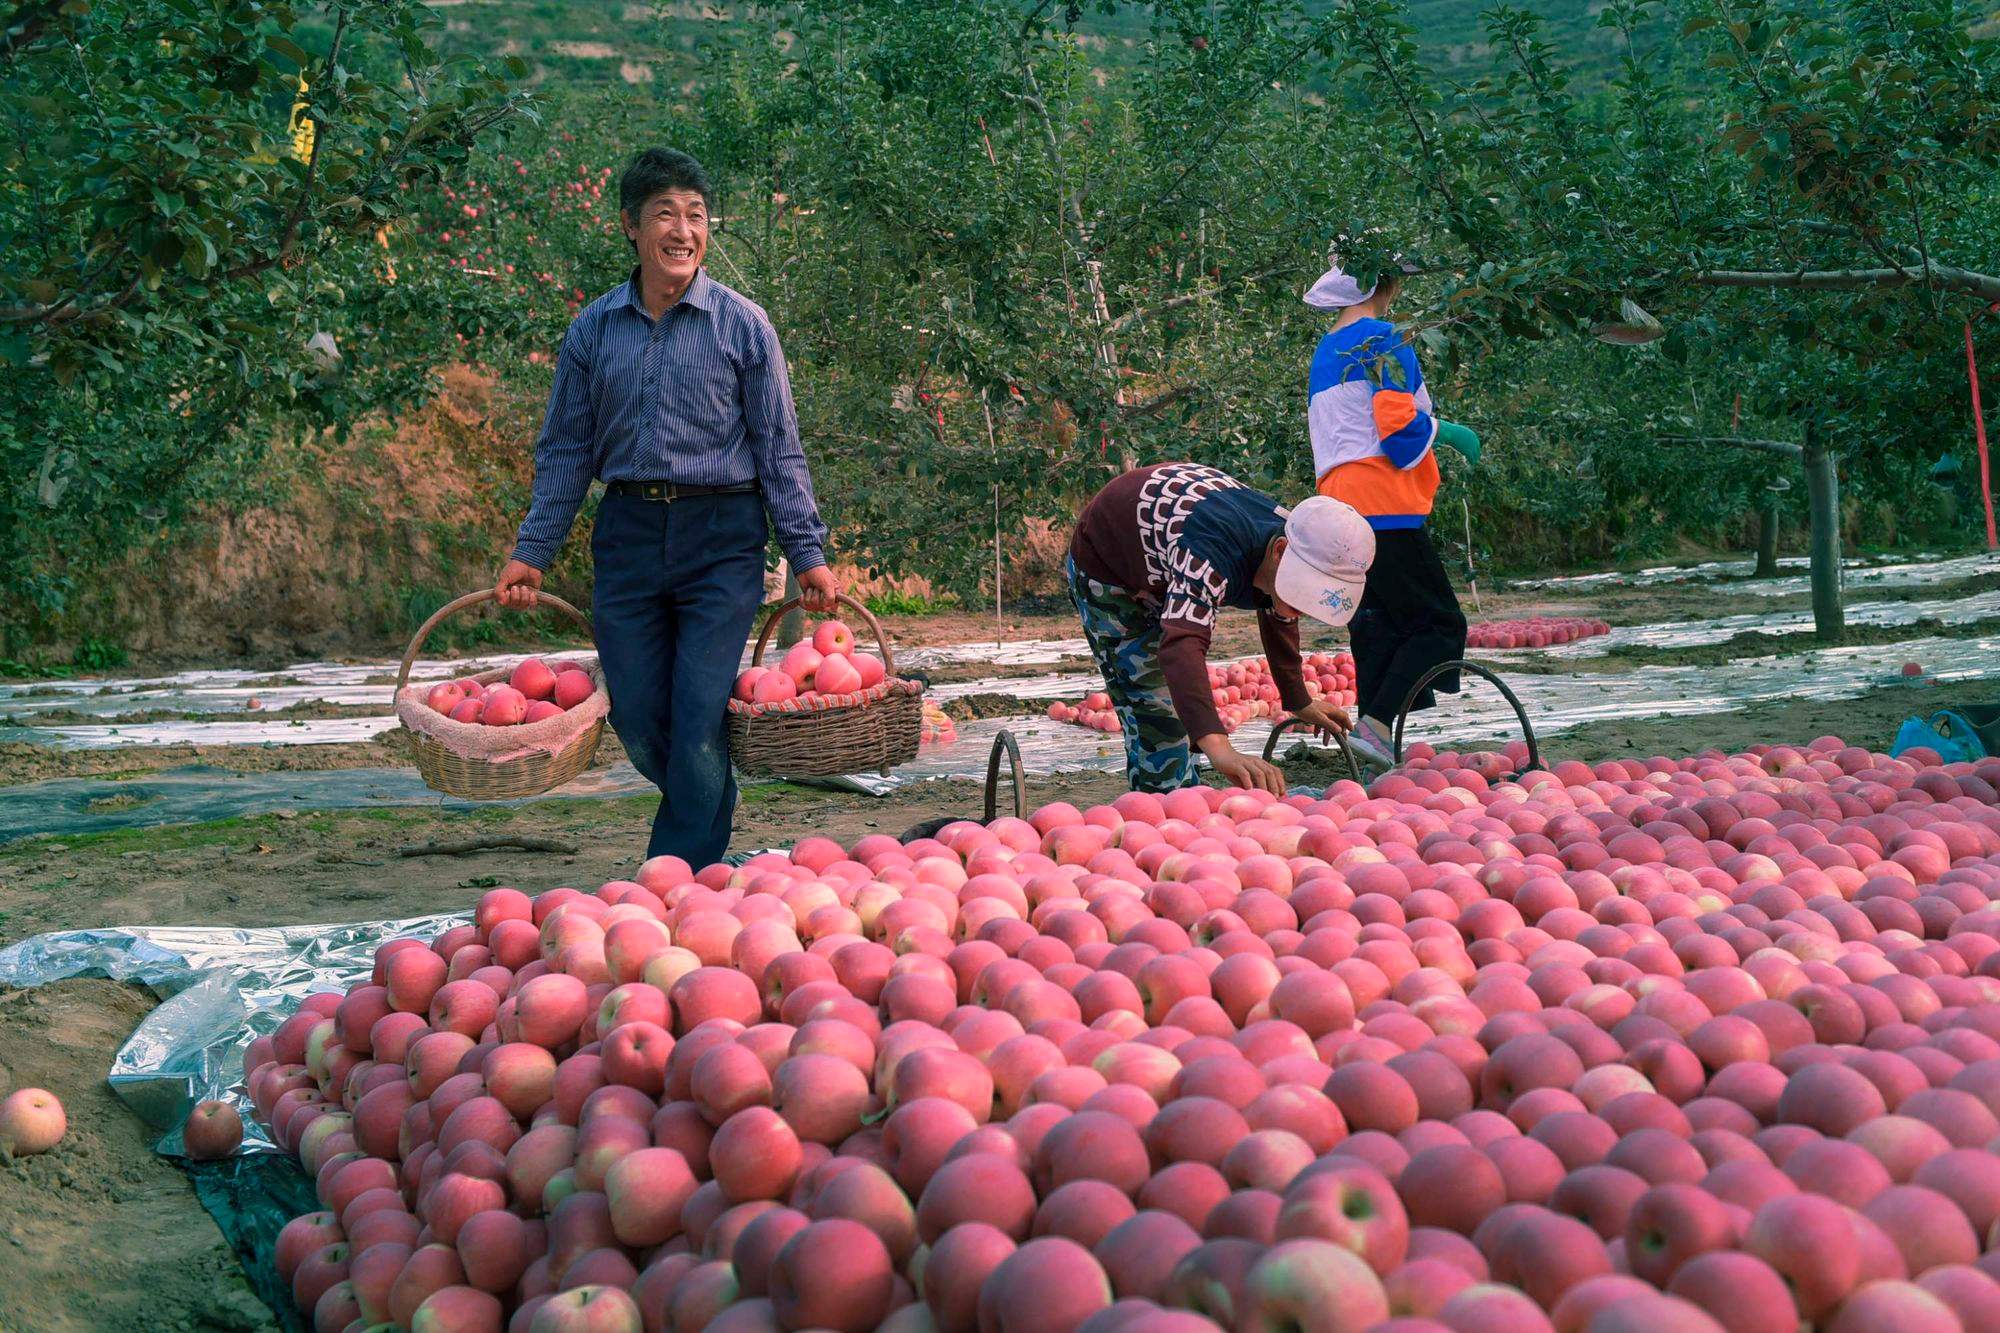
[1436,419,1482,465]
[495,559,544,610]
[1291,699,1353,741]
[797,564,841,614]
[1200,735,1287,796]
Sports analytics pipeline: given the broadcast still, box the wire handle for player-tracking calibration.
[1262,717,1366,784]
[1390,659,1542,774]
[395,587,596,697]
[983,729,1025,821]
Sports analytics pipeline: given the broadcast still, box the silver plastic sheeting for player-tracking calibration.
[0,914,462,1153]
[928,668,1111,704]
[1509,551,1954,590]
[0,762,661,842]
[1730,551,2000,598]
[16,713,404,749]
[0,651,598,720]
[9,631,1999,835]
[1488,587,2000,659]
[899,638,1092,669]
[919,632,2000,777]
[1399,632,2000,750]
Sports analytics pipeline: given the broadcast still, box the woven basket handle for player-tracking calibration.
[748,591,896,676]
[394,587,597,696]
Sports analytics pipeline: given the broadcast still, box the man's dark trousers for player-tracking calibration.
[591,490,766,866]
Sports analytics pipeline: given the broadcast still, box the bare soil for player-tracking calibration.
[0,770,1137,950]
[0,980,273,1332]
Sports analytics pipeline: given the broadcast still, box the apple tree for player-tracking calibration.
[1,0,529,647]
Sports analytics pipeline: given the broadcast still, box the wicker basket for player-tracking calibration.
[727,592,922,778]
[395,588,606,800]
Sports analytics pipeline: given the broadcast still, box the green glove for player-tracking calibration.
[1436,419,1482,465]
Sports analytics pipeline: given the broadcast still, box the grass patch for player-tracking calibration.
[6,813,270,856]
[865,591,958,617]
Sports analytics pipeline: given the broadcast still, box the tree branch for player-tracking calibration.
[1103,266,1284,339]
[8,8,355,325]
[0,0,63,64]
[1116,383,1200,419]
[1692,265,2000,301]
[398,836,579,857]
[1657,434,1802,459]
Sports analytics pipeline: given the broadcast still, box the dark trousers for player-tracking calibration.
[591,491,767,866]
[1351,526,1468,723]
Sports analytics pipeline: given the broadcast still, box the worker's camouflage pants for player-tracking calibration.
[1065,556,1197,793]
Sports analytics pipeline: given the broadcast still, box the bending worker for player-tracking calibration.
[1067,462,1374,795]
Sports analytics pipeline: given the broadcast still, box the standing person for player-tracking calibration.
[1067,462,1374,795]
[493,147,840,867]
[1304,261,1481,768]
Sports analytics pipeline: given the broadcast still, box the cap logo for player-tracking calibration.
[1319,587,1355,615]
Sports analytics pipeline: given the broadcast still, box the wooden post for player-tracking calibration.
[776,567,805,649]
[1967,319,1997,549]
[1755,499,1780,578]
[1802,424,1843,642]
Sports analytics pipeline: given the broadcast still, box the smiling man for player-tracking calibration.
[495,147,838,866]
[1066,463,1374,795]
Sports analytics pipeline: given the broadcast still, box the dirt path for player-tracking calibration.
[0,770,1133,949]
[0,979,275,1332]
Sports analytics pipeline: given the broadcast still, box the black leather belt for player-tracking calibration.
[606,479,761,501]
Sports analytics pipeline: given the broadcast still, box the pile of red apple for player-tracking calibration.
[732,621,889,713]
[425,659,598,728]
[1049,653,1359,736]
[250,734,2000,1333]
[1468,619,1611,650]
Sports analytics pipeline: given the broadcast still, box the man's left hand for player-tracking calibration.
[1291,699,1353,741]
[798,564,842,614]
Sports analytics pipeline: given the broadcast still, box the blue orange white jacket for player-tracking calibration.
[1308,317,1439,530]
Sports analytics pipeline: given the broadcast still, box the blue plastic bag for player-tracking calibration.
[1892,711,1989,764]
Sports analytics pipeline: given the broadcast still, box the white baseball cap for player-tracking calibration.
[1274,496,1374,626]
[1302,264,1374,310]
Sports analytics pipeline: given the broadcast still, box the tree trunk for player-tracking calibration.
[777,567,806,649]
[1803,426,1843,642]
[1755,499,1780,578]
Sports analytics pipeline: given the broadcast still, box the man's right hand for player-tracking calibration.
[1199,735,1286,796]
[496,559,544,610]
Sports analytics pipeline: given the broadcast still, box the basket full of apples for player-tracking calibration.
[727,592,921,778]
[392,588,610,800]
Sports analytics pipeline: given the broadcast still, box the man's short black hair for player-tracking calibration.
[619,148,713,220]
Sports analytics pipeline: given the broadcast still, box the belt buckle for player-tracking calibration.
[645,482,674,502]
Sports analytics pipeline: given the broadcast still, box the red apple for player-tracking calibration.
[184,1099,243,1160]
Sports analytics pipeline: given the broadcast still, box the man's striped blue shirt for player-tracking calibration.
[511,267,829,573]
